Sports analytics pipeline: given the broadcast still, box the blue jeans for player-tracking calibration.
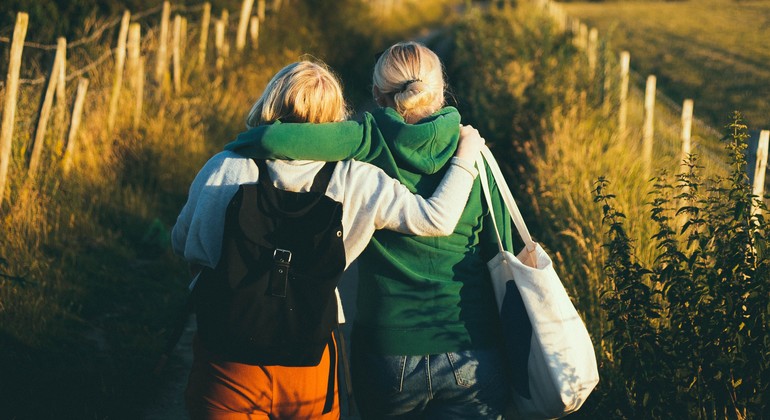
[350,348,508,419]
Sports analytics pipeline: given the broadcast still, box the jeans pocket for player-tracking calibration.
[353,352,408,395]
[446,349,506,390]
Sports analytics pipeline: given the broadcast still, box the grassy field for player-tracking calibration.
[561,0,770,132]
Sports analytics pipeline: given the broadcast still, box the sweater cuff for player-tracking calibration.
[450,156,478,178]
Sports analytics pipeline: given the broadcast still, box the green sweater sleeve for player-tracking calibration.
[224,107,462,171]
[224,113,377,161]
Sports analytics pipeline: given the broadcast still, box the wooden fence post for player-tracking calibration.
[134,59,145,129]
[588,28,598,79]
[618,51,630,137]
[249,16,259,48]
[63,78,89,175]
[236,0,255,51]
[257,0,266,21]
[602,45,611,116]
[180,17,188,60]
[221,9,230,58]
[172,14,182,92]
[127,23,141,87]
[215,19,225,71]
[681,99,694,160]
[0,12,28,206]
[753,130,770,214]
[29,37,66,179]
[579,23,588,50]
[643,75,657,176]
[570,18,579,46]
[108,10,131,132]
[199,3,211,67]
[155,1,171,83]
[55,37,67,149]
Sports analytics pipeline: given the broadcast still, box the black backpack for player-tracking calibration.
[192,160,346,366]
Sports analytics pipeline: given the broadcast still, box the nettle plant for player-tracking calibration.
[594,113,770,419]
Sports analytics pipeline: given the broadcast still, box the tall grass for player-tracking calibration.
[0,0,459,417]
[448,3,768,418]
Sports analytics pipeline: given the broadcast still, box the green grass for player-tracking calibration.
[561,0,770,131]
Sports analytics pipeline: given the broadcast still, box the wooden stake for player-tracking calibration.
[63,78,89,175]
[602,45,611,116]
[127,23,141,87]
[249,16,259,48]
[108,11,131,131]
[215,19,225,71]
[681,99,694,160]
[55,37,67,150]
[180,17,188,60]
[588,28,598,78]
[753,130,769,214]
[236,0,255,51]
[257,0,266,21]
[155,1,171,83]
[618,51,630,136]
[172,14,182,92]
[221,9,230,58]
[29,38,66,179]
[0,12,28,206]
[134,59,145,129]
[643,75,657,175]
[199,3,211,67]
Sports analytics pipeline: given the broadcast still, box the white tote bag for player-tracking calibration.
[476,146,599,419]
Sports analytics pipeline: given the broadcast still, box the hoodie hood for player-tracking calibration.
[372,107,461,175]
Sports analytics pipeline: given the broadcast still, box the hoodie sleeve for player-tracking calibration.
[223,107,462,174]
[328,157,478,262]
[224,114,377,161]
[171,152,260,268]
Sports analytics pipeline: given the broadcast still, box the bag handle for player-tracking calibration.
[476,145,537,258]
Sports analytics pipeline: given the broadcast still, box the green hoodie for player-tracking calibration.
[226,106,514,355]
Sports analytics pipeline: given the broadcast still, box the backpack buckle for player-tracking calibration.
[273,248,292,263]
[270,249,292,297]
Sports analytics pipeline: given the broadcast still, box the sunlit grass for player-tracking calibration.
[0,1,464,416]
[561,0,770,130]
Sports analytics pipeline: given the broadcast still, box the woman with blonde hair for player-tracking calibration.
[226,42,513,418]
[173,60,486,419]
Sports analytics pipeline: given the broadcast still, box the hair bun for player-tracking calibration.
[400,79,423,92]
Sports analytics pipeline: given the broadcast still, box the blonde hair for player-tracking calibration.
[372,42,445,123]
[246,61,348,128]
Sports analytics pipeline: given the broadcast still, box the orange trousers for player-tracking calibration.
[185,334,339,420]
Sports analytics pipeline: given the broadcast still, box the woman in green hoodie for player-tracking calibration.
[226,42,513,419]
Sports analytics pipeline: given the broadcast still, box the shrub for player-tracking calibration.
[594,113,770,418]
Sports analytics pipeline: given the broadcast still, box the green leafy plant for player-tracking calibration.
[594,113,770,418]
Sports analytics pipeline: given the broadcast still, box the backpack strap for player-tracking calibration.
[309,161,336,193]
[322,333,337,414]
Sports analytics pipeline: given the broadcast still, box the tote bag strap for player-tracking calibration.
[477,153,506,255]
[476,145,537,256]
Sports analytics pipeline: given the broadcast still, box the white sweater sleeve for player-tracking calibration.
[330,157,477,262]
[171,151,259,268]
